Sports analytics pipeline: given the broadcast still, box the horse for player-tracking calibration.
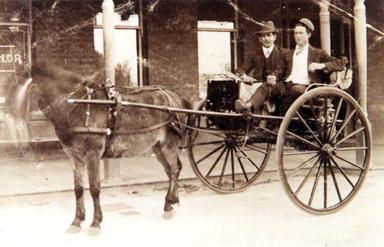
[5,64,191,234]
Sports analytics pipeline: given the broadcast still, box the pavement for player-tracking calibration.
[1,144,384,246]
[0,144,383,197]
[0,169,384,247]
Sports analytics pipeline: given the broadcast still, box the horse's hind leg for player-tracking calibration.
[67,158,86,233]
[153,141,182,218]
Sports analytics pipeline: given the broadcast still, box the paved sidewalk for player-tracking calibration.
[1,170,384,247]
[0,145,383,197]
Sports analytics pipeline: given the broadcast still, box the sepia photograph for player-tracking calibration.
[0,0,383,246]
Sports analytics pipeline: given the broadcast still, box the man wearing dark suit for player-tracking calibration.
[235,20,286,114]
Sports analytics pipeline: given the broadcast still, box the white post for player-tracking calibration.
[102,0,120,181]
[354,0,368,114]
[319,0,331,54]
[102,0,115,85]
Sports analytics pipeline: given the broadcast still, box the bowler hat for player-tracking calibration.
[257,21,279,34]
[298,18,315,32]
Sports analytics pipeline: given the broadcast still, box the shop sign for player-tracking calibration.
[0,45,23,72]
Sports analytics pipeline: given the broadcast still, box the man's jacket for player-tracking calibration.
[238,45,286,81]
[282,45,344,84]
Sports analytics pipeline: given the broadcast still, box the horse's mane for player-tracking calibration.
[33,63,89,92]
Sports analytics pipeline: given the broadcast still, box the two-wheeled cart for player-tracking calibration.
[69,76,371,214]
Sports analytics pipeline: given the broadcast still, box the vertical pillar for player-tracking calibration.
[102,0,120,181]
[319,0,331,54]
[339,22,345,55]
[102,0,115,85]
[354,0,368,114]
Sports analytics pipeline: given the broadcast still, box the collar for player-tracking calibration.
[294,44,309,55]
[262,45,274,57]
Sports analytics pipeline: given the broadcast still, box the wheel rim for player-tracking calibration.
[276,88,371,214]
[187,99,271,193]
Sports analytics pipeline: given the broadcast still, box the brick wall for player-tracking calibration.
[144,0,199,102]
[33,0,101,76]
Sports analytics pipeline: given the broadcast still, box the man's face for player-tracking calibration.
[294,26,310,47]
[258,32,276,48]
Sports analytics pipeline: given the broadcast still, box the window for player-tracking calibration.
[93,12,141,87]
[197,21,237,98]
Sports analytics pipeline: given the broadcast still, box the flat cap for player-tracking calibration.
[298,18,314,32]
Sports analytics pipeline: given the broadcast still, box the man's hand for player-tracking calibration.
[308,63,326,72]
[266,75,277,85]
[241,74,257,85]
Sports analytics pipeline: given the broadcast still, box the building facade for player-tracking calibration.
[0,0,383,146]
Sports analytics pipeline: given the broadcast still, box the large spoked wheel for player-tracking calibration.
[187,99,272,193]
[276,87,371,214]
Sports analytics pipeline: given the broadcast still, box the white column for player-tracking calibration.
[102,0,120,181]
[102,0,115,85]
[354,0,368,114]
[319,0,331,54]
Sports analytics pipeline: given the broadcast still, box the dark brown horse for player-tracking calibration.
[5,65,190,234]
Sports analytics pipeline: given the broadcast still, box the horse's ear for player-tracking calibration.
[81,80,89,86]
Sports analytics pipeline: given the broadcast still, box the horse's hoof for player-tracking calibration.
[66,225,81,234]
[163,209,175,220]
[88,227,101,236]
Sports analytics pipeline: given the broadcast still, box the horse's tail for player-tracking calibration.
[4,76,34,143]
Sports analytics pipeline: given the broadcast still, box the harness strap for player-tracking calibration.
[113,120,170,135]
[70,121,171,135]
[70,127,111,135]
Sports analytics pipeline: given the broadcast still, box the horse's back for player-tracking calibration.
[104,86,190,157]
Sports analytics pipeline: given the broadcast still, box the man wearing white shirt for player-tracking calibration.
[282,18,344,100]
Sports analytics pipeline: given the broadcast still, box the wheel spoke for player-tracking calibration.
[335,127,365,147]
[329,156,355,188]
[295,111,323,146]
[327,97,344,142]
[236,150,249,182]
[236,146,261,171]
[294,156,322,195]
[330,109,356,144]
[308,158,323,206]
[245,144,269,155]
[192,140,225,147]
[284,150,320,156]
[205,147,227,177]
[323,157,328,208]
[196,144,225,165]
[323,95,331,142]
[230,148,235,188]
[287,153,320,178]
[333,154,365,171]
[328,158,343,203]
[218,148,230,186]
[336,146,368,152]
[308,99,324,136]
[286,130,321,150]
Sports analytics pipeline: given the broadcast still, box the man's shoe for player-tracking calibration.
[235,99,251,112]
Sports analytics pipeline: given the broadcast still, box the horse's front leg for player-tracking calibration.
[86,151,103,235]
[67,159,86,233]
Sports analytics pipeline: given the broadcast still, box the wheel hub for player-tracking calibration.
[321,143,336,156]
